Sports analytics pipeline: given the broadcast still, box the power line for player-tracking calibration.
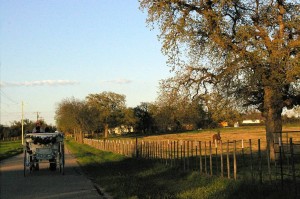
[0,90,19,104]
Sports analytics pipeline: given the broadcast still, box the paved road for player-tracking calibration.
[0,147,108,199]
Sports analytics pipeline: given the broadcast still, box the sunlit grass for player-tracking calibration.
[66,138,125,165]
[65,138,297,199]
[0,140,23,161]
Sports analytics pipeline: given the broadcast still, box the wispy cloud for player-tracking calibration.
[102,78,132,85]
[0,80,79,87]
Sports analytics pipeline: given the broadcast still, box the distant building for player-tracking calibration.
[182,124,195,131]
[109,125,134,135]
[234,122,239,127]
[220,121,228,127]
[242,119,261,124]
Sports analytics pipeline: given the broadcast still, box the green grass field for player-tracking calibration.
[0,140,23,161]
[66,138,297,199]
[1,125,298,198]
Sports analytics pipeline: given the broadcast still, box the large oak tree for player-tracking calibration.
[55,97,99,142]
[86,92,126,138]
[140,0,300,158]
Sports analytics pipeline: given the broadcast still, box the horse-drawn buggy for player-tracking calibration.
[23,132,65,176]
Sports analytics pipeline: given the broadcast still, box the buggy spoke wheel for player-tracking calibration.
[62,144,65,175]
[23,149,32,176]
[23,150,26,177]
[59,142,65,175]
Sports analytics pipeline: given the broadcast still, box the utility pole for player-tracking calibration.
[21,101,24,145]
[34,112,40,121]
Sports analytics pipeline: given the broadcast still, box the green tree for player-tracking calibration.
[140,0,300,159]
[134,102,156,133]
[9,119,34,136]
[204,92,242,126]
[86,92,126,138]
[154,104,176,132]
[294,106,300,118]
[156,89,204,131]
[55,97,82,138]
[75,101,99,142]
[55,97,99,142]
[121,107,137,133]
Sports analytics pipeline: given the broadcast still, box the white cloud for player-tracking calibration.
[102,78,132,85]
[0,80,79,87]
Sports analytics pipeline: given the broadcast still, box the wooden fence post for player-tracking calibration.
[160,141,163,163]
[215,141,218,175]
[290,138,297,196]
[266,139,271,182]
[249,139,253,182]
[156,141,158,159]
[204,141,208,174]
[173,141,176,167]
[199,141,203,174]
[183,141,186,172]
[180,141,183,169]
[195,144,198,171]
[187,141,190,171]
[176,140,179,166]
[279,137,283,189]
[241,139,244,167]
[220,140,223,178]
[135,137,138,158]
[258,139,262,184]
[170,141,173,167]
[191,141,194,170]
[209,141,212,176]
[227,141,230,179]
[233,140,237,180]
[166,141,168,165]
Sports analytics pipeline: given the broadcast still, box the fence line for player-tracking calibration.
[84,137,300,194]
[1,136,21,141]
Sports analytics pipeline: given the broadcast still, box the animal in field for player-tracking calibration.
[212,131,221,144]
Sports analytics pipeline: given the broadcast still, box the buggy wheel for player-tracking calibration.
[59,142,65,175]
[49,158,56,171]
[35,162,39,171]
[23,149,26,177]
[29,156,33,172]
[23,150,32,176]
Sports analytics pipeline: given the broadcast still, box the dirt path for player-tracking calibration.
[0,147,111,199]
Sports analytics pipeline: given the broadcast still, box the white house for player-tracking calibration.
[109,125,134,135]
[242,119,261,124]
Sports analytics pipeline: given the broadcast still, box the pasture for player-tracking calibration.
[83,125,300,198]
[0,140,23,161]
[138,126,300,145]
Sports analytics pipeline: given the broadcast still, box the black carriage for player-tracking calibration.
[23,132,64,176]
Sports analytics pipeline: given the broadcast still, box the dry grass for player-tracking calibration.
[141,126,299,142]
[131,126,300,153]
[106,126,300,153]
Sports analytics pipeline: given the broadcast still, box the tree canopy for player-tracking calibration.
[86,92,126,138]
[140,0,300,157]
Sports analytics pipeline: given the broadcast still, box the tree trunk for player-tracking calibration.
[104,123,109,138]
[263,86,283,160]
[80,130,83,144]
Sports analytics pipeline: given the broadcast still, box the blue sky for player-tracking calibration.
[0,0,171,125]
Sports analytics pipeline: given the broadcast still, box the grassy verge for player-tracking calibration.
[66,139,296,199]
[0,140,23,161]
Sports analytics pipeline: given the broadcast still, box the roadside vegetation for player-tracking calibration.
[66,136,295,199]
[0,140,23,161]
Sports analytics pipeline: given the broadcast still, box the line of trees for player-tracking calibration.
[1,91,298,140]
[54,91,238,141]
[0,120,56,139]
[54,90,300,143]
[139,0,300,159]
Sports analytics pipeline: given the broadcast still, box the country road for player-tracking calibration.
[0,147,108,199]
